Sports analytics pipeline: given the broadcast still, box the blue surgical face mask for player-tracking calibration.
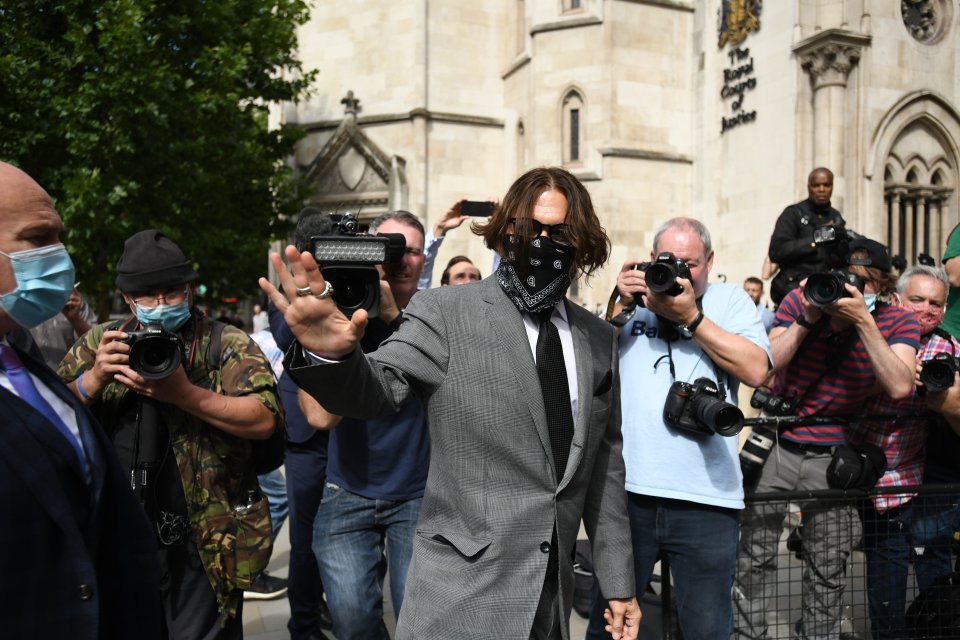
[864,293,877,314]
[135,300,192,332]
[0,243,76,328]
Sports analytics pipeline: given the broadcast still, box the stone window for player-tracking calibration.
[902,0,953,44]
[562,91,584,165]
[884,123,955,264]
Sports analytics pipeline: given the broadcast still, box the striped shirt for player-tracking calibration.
[848,330,960,511]
[772,290,920,445]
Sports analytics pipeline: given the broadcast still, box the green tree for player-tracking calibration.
[0,0,315,316]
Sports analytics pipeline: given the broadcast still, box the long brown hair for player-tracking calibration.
[473,166,610,278]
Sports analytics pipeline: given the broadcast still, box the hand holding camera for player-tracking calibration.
[626,252,698,326]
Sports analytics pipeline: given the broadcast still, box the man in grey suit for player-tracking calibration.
[261,167,639,640]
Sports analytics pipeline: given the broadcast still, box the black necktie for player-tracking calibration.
[535,309,574,482]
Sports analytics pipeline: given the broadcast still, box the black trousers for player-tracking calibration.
[158,535,242,640]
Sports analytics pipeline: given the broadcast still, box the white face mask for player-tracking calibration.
[863,293,877,314]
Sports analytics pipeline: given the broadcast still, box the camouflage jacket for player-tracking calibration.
[58,312,284,619]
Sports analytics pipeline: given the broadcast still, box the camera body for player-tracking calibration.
[309,213,406,318]
[739,427,776,491]
[663,376,744,437]
[920,353,960,393]
[636,252,692,297]
[122,323,185,380]
[750,387,799,417]
[812,224,845,245]
[803,269,865,307]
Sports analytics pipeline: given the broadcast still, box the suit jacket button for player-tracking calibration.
[77,584,94,600]
[540,541,551,554]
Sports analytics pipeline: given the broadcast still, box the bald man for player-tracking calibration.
[0,162,160,639]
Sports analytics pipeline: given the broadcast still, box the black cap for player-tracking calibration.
[847,237,892,273]
[115,229,199,291]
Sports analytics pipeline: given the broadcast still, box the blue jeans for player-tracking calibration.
[911,492,960,591]
[312,482,422,640]
[859,502,914,640]
[586,494,739,640]
[257,468,289,539]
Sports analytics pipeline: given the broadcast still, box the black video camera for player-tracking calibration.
[122,323,185,380]
[663,377,744,437]
[636,252,692,298]
[803,269,865,307]
[750,387,799,417]
[920,353,960,393]
[309,213,406,318]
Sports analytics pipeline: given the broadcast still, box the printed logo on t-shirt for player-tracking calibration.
[629,320,692,340]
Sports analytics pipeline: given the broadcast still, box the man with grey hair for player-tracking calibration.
[848,264,960,640]
[587,217,771,640]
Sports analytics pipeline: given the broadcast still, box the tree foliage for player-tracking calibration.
[0,0,315,316]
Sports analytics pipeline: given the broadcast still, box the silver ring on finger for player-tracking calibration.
[315,281,335,300]
[295,285,313,297]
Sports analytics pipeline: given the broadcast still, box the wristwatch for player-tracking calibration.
[678,310,705,339]
[796,315,816,329]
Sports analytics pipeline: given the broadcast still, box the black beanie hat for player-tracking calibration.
[115,229,199,291]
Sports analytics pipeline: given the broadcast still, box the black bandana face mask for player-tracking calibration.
[496,235,575,313]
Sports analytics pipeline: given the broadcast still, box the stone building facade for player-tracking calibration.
[278,0,960,311]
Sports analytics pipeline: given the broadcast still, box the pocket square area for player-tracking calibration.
[593,370,613,396]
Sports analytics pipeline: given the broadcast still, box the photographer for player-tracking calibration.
[768,167,851,306]
[303,210,430,640]
[586,217,770,640]
[733,238,920,640]
[847,265,960,640]
[58,229,283,640]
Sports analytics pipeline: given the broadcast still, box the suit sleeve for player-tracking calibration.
[286,290,449,420]
[768,206,818,264]
[581,330,635,600]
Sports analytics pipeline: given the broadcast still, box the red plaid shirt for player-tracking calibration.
[848,331,960,511]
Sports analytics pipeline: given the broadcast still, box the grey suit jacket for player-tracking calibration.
[289,276,634,640]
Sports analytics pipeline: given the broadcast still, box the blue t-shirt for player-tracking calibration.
[326,318,431,501]
[618,283,770,509]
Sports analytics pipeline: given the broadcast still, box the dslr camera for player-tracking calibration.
[122,323,186,380]
[663,377,744,437]
[750,387,799,417]
[920,353,960,393]
[803,269,865,307]
[309,213,406,318]
[635,252,692,298]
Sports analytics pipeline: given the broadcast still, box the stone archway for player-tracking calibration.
[866,91,960,264]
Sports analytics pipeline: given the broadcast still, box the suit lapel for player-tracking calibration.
[481,278,557,478]
[558,301,594,490]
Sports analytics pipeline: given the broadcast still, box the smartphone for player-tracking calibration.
[461,200,494,217]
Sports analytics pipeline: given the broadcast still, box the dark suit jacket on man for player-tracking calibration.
[0,346,161,640]
[288,276,634,640]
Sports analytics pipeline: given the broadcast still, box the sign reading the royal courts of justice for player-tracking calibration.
[718,0,761,134]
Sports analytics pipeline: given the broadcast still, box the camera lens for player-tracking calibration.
[920,358,958,393]
[692,395,744,437]
[129,338,181,379]
[645,263,677,293]
[320,265,381,317]
[804,272,844,306]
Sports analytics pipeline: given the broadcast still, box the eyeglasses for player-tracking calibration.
[131,286,189,308]
[507,218,573,246]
